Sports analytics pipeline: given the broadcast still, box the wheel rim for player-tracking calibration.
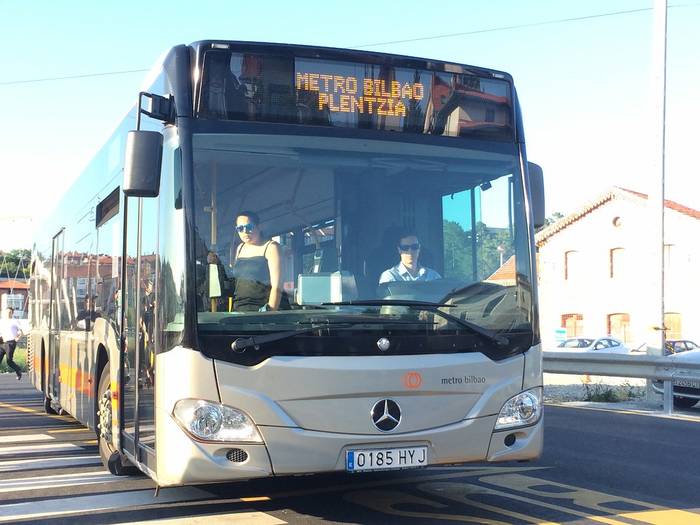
[97,389,112,442]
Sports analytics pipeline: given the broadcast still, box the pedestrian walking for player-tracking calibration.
[0,307,24,380]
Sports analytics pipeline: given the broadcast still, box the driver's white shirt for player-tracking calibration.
[379,263,441,284]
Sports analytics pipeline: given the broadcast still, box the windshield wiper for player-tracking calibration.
[230,321,349,353]
[229,317,423,353]
[324,300,508,346]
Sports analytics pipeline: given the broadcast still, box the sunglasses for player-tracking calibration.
[399,243,420,252]
[235,223,255,233]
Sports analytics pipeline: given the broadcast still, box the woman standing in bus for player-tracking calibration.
[231,211,288,312]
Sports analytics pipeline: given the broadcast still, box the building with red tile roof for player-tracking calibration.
[534,187,700,348]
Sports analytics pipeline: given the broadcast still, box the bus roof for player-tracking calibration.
[188,40,514,83]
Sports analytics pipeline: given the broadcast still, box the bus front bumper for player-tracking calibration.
[156,412,542,486]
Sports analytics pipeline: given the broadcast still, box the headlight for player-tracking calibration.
[173,399,263,443]
[494,388,542,430]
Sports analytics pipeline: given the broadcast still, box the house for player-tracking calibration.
[0,279,29,318]
[535,187,700,349]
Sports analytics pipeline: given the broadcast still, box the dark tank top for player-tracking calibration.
[232,241,288,311]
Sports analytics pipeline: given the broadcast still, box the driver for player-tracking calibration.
[379,231,441,284]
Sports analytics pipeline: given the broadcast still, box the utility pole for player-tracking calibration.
[648,0,669,411]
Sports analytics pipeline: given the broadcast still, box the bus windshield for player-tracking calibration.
[193,134,533,359]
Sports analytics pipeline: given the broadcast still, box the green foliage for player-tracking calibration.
[539,212,565,230]
[442,220,513,281]
[582,380,644,402]
[0,249,31,279]
[0,345,27,373]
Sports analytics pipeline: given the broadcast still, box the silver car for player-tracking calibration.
[653,348,700,409]
[554,337,630,354]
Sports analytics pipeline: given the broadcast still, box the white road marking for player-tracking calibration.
[0,487,213,522]
[0,470,120,494]
[119,512,287,524]
[0,433,55,444]
[0,454,101,472]
[0,442,85,456]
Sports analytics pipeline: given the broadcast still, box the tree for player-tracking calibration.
[442,220,514,281]
[544,212,565,227]
[443,220,471,279]
[0,249,31,279]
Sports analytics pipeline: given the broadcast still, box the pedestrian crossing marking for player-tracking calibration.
[0,433,54,443]
[0,400,71,420]
[0,454,101,472]
[0,442,85,456]
[0,471,119,494]
[0,486,212,522]
[0,401,38,414]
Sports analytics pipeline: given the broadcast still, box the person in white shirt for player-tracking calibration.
[0,307,23,380]
[379,231,441,284]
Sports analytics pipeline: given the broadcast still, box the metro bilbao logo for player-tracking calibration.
[441,375,486,385]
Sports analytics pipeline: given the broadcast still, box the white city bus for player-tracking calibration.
[29,40,546,486]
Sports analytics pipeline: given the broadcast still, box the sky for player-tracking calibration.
[1,0,698,251]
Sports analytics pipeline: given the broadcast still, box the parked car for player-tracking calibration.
[664,339,700,356]
[652,348,700,409]
[552,337,630,354]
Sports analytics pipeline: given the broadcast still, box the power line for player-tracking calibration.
[0,68,150,86]
[352,4,696,48]
[2,3,698,87]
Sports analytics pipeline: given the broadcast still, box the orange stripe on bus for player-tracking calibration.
[58,363,94,396]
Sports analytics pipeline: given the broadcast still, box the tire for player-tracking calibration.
[97,365,138,476]
[673,396,698,409]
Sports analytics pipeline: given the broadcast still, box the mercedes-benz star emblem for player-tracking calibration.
[377,337,391,352]
[371,399,401,432]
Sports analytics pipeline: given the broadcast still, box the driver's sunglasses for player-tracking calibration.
[236,223,255,234]
[399,243,420,252]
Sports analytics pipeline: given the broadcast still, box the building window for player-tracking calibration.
[607,313,631,342]
[610,247,625,278]
[3,293,24,311]
[564,250,578,280]
[664,312,682,340]
[561,313,584,337]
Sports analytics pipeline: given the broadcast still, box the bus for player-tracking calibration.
[28,40,546,486]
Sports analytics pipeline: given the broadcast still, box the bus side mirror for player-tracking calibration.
[123,130,163,197]
[528,162,545,230]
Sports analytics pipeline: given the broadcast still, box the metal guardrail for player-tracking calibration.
[542,352,700,415]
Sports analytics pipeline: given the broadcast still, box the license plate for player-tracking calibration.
[346,446,428,472]
[673,378,700,389]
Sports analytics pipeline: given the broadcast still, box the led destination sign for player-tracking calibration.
[295,72,424,117]
[198,49,514,140]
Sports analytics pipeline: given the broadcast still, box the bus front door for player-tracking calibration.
[121,196,157,474]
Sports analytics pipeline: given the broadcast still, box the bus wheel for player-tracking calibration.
[97,365,137,476]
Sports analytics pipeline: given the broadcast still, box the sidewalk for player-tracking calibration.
[542,372,700,420]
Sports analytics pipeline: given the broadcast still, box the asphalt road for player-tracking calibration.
[1,373,700,524]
